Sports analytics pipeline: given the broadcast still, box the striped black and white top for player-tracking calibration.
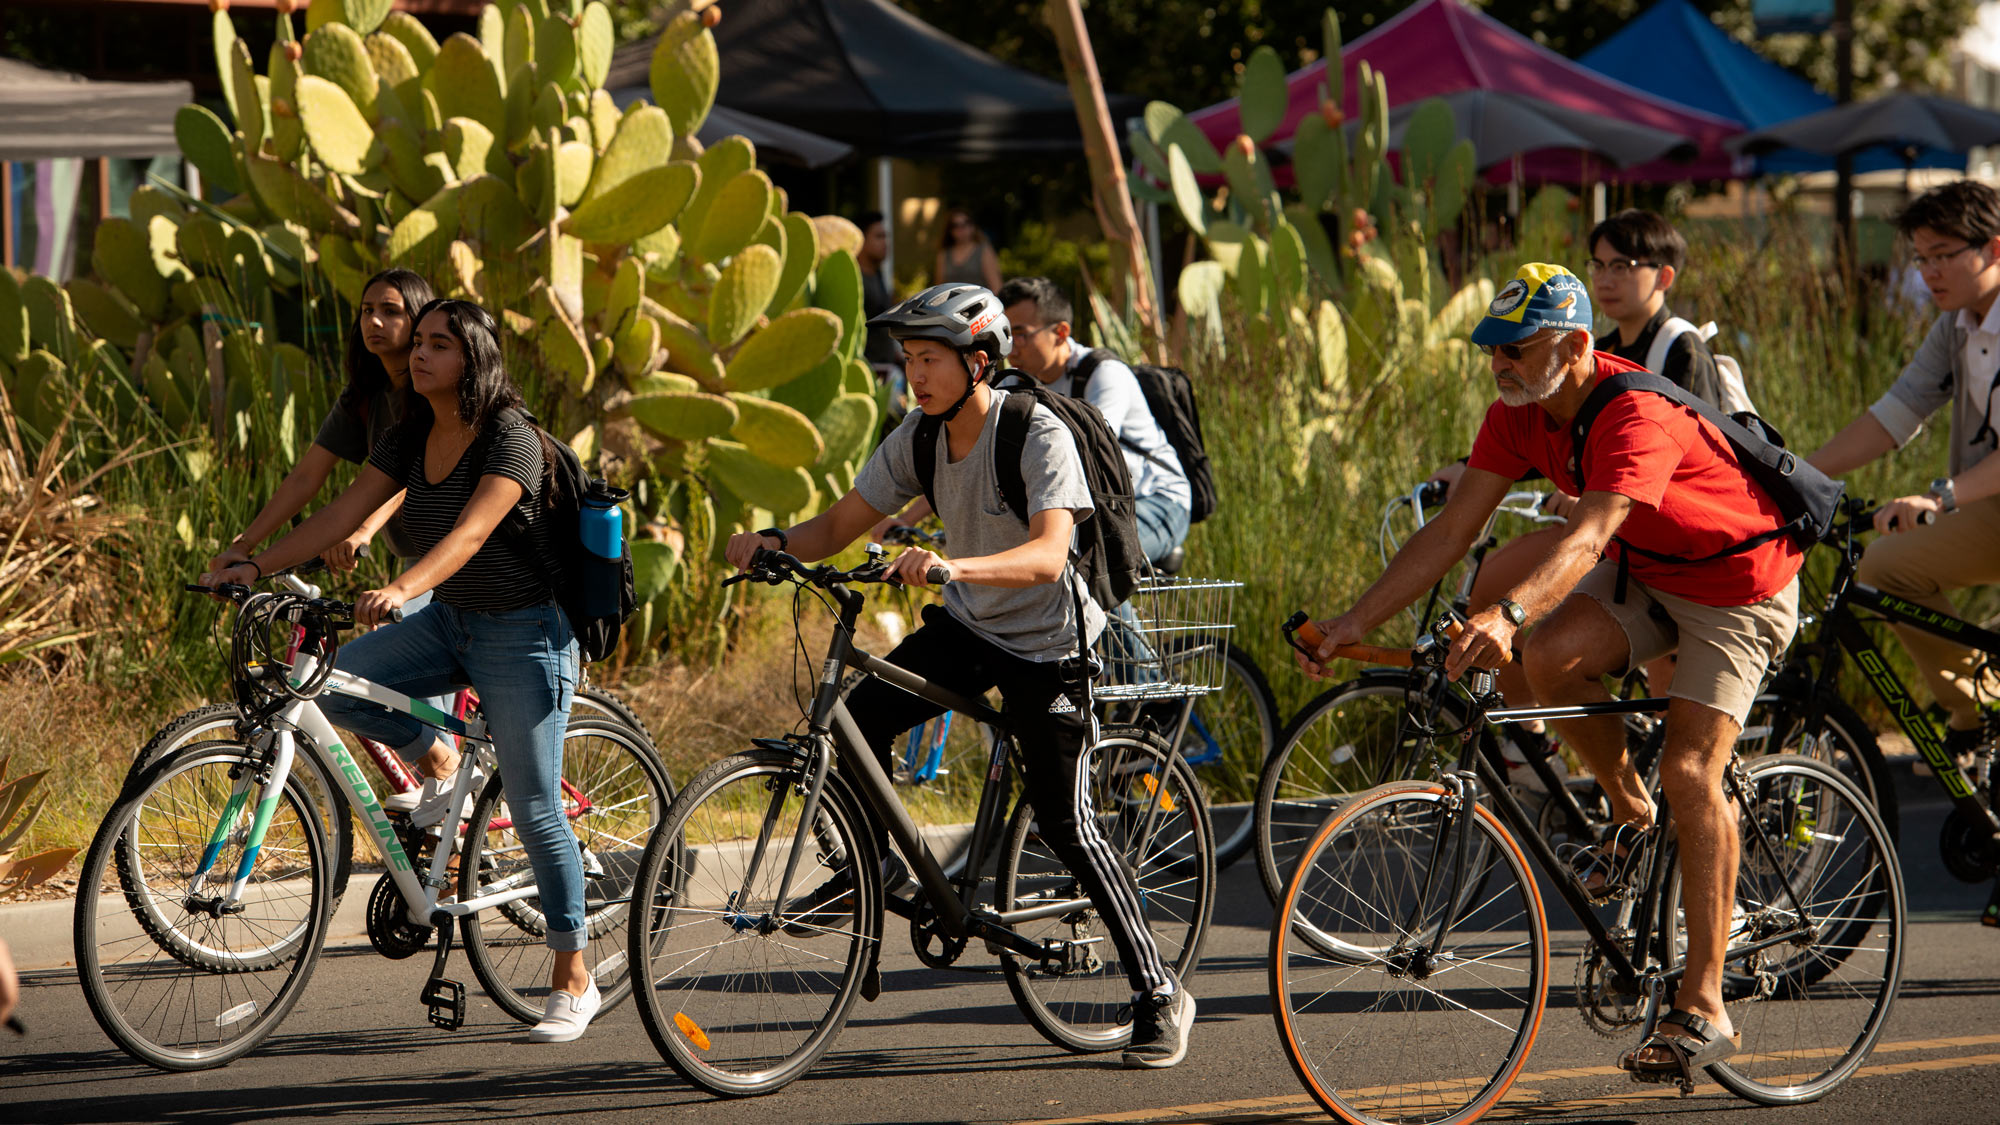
[368,422,560,612]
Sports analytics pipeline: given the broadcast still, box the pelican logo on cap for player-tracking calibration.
[1490,279,1530,317]
[1470,263,1594,347]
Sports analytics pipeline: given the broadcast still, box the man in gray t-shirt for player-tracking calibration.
[724,282,1196,1070]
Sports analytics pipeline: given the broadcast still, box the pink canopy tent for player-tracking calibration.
[1187,0,1748,182]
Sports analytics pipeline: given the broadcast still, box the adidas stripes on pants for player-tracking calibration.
[847,603,1174,996]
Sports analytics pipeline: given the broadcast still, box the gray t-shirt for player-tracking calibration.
[856,388,1106,662]
[313,385,418,559]
[1044,343,1191,509]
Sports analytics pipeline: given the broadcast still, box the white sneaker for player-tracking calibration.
[528,976,602,1043]
[382,763,486,828]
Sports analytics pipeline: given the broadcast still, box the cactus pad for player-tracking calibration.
[812,392,877,469]
[427,34,505,137]
[812,249,864,364]
[650,10,719,140]
[689,169,772,264]
[174,105,243,196]
[729,394,824,470]
[707,439,812,515]
[563,162,697,245]
[723,307,842,392]
[583,103,674,206]
[91,218,171,322]
[577,2,615,90]
[294,76,375,174]
[709,244,783,348]
[630,390,737,441]
[302,21,378,119]
[307,0,394,35]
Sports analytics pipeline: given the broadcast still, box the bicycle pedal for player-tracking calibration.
[421,977,466,1030]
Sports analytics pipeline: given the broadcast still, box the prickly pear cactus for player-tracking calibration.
[5,0,882,664]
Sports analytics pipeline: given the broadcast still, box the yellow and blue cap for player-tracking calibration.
[1470,263,1592,347]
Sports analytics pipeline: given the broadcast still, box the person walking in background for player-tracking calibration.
[856,211,903,375]
[934,206,1002,292]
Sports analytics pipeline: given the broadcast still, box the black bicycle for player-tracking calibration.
[626,546,1216,1096]
[1270,615,1905,1124]
[1749,496,2000,922]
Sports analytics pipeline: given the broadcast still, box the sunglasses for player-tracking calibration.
[1476,330,1560,360]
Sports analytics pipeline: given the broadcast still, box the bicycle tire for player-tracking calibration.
[1164,641,1279,871]
[628,749,881,1097]
[459,718,674,1023]
[573,682,657,748]
[1739,676,1898,841]
[114,737,338,973]
[1255,671,1469,905]
[997,726,1215,1053]
[126,702,354,906]
[1271,780,1549,1125]
[1664,755,1904,1106]
[77,743,332,1071]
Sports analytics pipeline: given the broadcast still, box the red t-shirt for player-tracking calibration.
[1466,351,1803,606]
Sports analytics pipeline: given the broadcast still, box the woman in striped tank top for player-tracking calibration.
[213,299,598,1043]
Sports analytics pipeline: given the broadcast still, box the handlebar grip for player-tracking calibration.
[383,607,403,623]
[1418,479,1448,505]
[1442,617,1513,666]
[1292,619,1416,669]
[926,565,952,585]
[355,544,372,560]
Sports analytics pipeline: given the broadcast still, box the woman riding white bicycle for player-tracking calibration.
[209,298,598,1044]
[197,268,458,817]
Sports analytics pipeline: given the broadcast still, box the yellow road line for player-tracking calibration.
[1014,1035,2000,1125]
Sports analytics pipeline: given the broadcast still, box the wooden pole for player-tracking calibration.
[1834,0,1856,281]
[1043,0,1165,355]
[2,162,12,270]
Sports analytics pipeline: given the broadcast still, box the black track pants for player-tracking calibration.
[847,604,1172,996]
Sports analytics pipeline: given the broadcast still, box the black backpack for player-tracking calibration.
[913,384,1144,614]
[451,408,637,663]
[1071,349,1218,523]
[1570,371,1844,576]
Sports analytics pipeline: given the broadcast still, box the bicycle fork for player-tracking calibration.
[183,728,301,920]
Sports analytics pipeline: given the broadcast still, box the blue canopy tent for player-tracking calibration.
[1578,0,1957,175]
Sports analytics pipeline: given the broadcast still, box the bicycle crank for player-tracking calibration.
[1573,943,1642,1038]
[366,873,434,960]
[909,901,968,969]
[1941,806,2000,883]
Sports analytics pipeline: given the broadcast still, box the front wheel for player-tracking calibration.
[459,719,674,1023]
[998,726,1215,1053]
[76,743,332,1071]
[1271,780,1549,1125]
[628,749,881,1097]
[1672,755,1905,1105]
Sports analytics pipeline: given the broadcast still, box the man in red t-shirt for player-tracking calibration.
[1300,263,1803,1083]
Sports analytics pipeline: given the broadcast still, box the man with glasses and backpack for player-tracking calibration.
[1301,263,1823,1085]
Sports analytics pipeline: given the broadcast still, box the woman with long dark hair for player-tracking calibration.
[204,268,436,576]
[212,299,597,1043]
[934,206,1002,292]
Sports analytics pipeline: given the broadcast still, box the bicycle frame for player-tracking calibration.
[189,646,546,933]
[753,574,1177,964]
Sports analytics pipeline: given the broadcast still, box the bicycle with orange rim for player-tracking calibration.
[1267,615,1905,1125]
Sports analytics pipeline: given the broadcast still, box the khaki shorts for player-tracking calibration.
[1571,561,1800,728]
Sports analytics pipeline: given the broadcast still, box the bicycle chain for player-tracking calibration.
[1573,938,1643,1038]
[366,871,434,960]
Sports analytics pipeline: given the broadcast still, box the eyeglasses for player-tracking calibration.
[1584,257,1659,278]
[1910,244,1983,272]
[1476,330,1561,360]
[1012,323,1062,338]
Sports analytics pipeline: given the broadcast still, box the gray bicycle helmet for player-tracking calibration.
[867,283,1012,421]
[867,282,1013,359]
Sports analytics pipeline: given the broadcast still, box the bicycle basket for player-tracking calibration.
[1095,576,1241,700]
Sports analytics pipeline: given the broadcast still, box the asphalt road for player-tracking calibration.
[4,776,1996,1125]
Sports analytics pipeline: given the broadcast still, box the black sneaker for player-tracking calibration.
[1122,988,1195,1069]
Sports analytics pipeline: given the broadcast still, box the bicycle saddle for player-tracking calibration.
[1150,547,1186,577]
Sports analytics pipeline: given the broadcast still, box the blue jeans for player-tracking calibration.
[1134,492,1191,566]
[318,600,585,951]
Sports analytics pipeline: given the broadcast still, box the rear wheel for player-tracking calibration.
[77,743,331,1071]
[1157,641,1279,871]
[1738,678,1897,840]
[998,727,1215,1052]
[1675,755,1905,1105]
[459,719,673,1022]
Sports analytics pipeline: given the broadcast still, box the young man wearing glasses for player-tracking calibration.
[1302,262,1804,1078]
[1809,179,2000,782]
[1586,209,1723,407]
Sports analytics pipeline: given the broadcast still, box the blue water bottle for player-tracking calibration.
[578,484,628,617]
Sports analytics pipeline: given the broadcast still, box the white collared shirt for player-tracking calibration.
[1956,297,2000,423]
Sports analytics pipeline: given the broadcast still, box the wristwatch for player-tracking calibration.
[1928,477,1958,514]
[1495,598,1528,627]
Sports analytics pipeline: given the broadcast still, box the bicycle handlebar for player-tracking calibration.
[183,560,404,626]
[1282,610,1510,671]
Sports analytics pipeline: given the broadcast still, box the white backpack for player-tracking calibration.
[1646,317,1755,417]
